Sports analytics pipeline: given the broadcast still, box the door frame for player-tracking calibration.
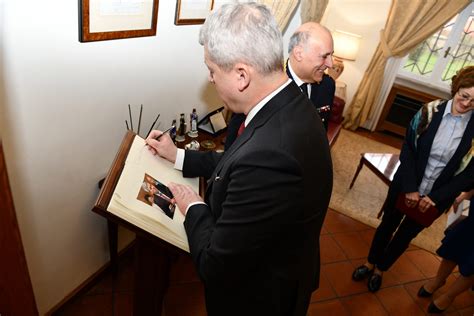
[0,140,38,315]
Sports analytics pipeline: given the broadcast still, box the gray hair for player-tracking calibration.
[199,2,283,74]
[288,31,310,54]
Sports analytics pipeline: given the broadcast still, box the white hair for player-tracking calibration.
[199,2,283,74]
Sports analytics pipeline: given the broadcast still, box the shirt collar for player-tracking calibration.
[287,60,305,87]
[245,79,292,127]
[444,99,473,122]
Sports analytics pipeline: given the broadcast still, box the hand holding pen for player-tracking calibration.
[145,126,178,163]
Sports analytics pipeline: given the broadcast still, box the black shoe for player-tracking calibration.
[367,273,382,292]
[417,285,433,297]
[352,265,373,281]
[427,301,445,314]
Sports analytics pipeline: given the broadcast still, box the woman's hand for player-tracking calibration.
[452,189,474,213]
[405,192,420,208]
[418,196,436,213]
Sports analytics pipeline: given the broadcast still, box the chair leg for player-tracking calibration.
[349,155,365,189]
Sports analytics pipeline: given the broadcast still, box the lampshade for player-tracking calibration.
[332,30,362,61]
[327,30,362,82]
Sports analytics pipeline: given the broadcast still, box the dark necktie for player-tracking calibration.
[300,83,309,97]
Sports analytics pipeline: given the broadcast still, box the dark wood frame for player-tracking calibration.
[376,84,438,136]
[79,0,159,42]
[174,0,214,25]
[0,142,38,315]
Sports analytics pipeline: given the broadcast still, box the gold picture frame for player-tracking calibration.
[79,0,159,42]
[175,0,214,25]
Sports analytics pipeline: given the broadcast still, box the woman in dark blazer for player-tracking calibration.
[417,185,474,313]
[352,65,474,292]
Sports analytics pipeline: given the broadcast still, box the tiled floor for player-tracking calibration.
[54,209,474,316]
[54,130,474,315]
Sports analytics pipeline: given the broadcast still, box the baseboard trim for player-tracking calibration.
[45,240,135,316]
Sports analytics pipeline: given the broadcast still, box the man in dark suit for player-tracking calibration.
[146,3,332,316]
[287,22,336,130]
[225,22,335,150]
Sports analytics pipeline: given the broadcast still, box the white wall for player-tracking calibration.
[0,0,390,314]
[1,0,221,314]
[322,0,392,107]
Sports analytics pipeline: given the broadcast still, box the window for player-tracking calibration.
[399,3,473,89]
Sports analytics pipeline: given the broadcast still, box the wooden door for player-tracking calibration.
[0,141,38,315]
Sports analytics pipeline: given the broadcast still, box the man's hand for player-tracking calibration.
[146,130,178,163]
[168,182,203,216]
[418,196,435,213]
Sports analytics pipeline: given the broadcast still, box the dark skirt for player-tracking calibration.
[436,210,474,277]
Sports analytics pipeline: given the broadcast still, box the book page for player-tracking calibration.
[108,135,198,252]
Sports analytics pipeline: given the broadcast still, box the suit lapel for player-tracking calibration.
[418,102,446,172]
[205,81,303,201]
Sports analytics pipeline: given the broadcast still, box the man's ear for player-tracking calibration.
[235,63,250,92]
[293,45,304,62]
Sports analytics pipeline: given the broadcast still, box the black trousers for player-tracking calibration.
[367,207,425,271]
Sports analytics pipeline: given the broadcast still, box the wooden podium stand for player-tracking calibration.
[92,130,225,315]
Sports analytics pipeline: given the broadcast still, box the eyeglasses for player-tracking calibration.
[457,90,474,104]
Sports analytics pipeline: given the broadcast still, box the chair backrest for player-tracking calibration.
[330,96,345,124]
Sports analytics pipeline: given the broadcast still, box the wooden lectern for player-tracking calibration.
[93,130,226,315]
[93,131,188,315]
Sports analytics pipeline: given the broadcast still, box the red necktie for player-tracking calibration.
[237,120,246,136]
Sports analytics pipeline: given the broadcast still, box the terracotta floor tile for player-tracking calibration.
[115,292,133,316]
[375,285,425,315]
[320,234,347,264]
[55,294,113,316]
[359,229,376,246]
[320,225,329,235]
[458,305,474,315]
[310,265,337,302]
[307,299,350,316]
[168,254,200,284]
[340,292,388,316]
[323,210,370,233]
[164,282,207,316]
[325,261,368,297]
[333,231,370,259]
[390,253,426,283]
[87,273,114,295]
[451,286,474,310]
[405,249,441,278]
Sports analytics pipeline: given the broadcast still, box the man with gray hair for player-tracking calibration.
[287,22,335,130]
[225,21,336,149]
[146,3,332,315]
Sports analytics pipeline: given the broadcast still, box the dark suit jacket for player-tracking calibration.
[386,101,474,215]
[224,63,336,150]
[182,81,333,316]
[286,61,335,130]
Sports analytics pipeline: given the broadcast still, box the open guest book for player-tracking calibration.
[93,131,198,252]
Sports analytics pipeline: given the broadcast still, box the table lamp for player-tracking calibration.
[328,30,362,100]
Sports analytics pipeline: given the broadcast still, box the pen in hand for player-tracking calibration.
[154,125,175,141]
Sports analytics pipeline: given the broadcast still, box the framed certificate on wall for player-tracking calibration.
[79,0,159,42]
[175,0,214,25]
